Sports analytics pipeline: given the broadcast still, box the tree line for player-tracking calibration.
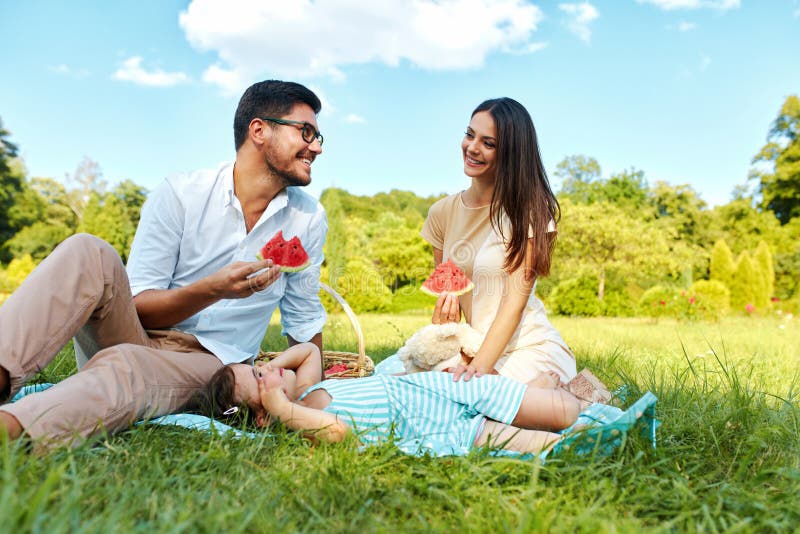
[1,95,798,317]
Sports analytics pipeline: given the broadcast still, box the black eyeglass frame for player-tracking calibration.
[260,117,324,146]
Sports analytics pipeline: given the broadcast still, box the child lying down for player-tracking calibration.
[198,343,590,454]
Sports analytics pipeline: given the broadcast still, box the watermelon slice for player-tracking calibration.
[257,231,310,272]
[421,259,473,297]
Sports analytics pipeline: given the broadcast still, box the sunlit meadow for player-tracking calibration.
[2,312,798,531]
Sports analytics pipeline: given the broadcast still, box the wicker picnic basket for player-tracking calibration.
[257,282,375,378]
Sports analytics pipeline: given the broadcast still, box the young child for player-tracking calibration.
[201,343,586,454]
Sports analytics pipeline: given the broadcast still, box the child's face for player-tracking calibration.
[229,362,297,427]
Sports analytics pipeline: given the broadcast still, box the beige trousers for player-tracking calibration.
[0,234,222,446]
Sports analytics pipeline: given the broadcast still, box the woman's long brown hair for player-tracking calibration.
[472,98,560,279]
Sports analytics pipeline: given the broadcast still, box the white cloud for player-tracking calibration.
[699,54,711,71]
[112,56,189,87]
[677,20,697,31]
[559,3,599,43]
[636,0,740,11]
[345,114,366,124]
[179,0,545,95]
[509,42,549,54]
[50,64,89,78]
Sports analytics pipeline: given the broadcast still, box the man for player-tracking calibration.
[0,80,327,446]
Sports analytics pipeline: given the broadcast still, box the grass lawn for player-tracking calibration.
[3,314,798,532]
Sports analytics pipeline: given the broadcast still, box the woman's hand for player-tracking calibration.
[432,293,461,324]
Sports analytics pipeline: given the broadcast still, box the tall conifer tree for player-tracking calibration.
[731,251,757,312]
[753,240,775,306]
[710,239,735,289]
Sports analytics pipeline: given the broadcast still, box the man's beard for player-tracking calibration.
[265,153,310,187]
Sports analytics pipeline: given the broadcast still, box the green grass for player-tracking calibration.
[3,315,799,532]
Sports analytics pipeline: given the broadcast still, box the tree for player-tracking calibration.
[600,168,649,215]
[2,177,79,261]
[365,212,432,289]
[707,198,783,253]
[3,222,73,262]
[320,188,349,291]
[65,156,107,220]
[730,251,757,313]
[709,239,735,290]
[753,240,775,306]
[554,199,678,302]
[555,155,602,202]
[77,192,136,261]
[648,181,710,245]
[750,95,800,224]
[0,118,23,251]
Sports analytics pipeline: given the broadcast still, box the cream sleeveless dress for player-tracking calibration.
[421,192,576,383]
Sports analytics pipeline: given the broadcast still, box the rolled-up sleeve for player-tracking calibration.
[126,180,184,296]
[279,208,328,341]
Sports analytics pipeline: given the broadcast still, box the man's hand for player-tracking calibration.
[133,258,282,329]
[207,259,281,299]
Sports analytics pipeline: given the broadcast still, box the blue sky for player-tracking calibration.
[1,0,798,207]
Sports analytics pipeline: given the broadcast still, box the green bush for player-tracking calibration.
[601,288,636,317]
[385,286,436,314]
[550,276,604,317]
[638,285,680,318]
[330,257,393,313]
[687,279,730,321]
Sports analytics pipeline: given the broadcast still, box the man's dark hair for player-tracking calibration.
[233,80,322,151]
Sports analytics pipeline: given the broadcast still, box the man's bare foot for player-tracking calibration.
[527,371,562,389]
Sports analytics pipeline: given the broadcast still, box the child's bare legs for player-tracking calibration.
[511,383,583,431]
[474,421,561,453]
[473,379,584,454]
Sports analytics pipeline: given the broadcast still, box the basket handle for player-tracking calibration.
[320,282,366,368]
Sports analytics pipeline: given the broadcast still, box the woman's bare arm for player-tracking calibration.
[453,239,536,381]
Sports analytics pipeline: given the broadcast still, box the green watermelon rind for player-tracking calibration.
[277,261,311,273]
[420,280,474,297]
[255,253,311,273]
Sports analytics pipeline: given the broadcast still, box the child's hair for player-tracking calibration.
[193,365,255,425]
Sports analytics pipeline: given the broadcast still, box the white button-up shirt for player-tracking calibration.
[127,162,327,364]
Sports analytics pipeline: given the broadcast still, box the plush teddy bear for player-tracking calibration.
[396,323,484,373]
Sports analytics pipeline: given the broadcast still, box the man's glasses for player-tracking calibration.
[261,117,324,146]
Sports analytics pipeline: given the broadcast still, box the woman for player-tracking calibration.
[202,343,585,455]
[422,98,576,383]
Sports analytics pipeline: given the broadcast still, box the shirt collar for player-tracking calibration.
[222,162,235,209]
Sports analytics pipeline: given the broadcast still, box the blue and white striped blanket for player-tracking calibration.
[11,379,658,460]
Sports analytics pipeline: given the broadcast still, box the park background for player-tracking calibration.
[1,1,799,531]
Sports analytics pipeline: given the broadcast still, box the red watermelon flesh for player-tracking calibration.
[421,259,473,296]
[257,231,310,272]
